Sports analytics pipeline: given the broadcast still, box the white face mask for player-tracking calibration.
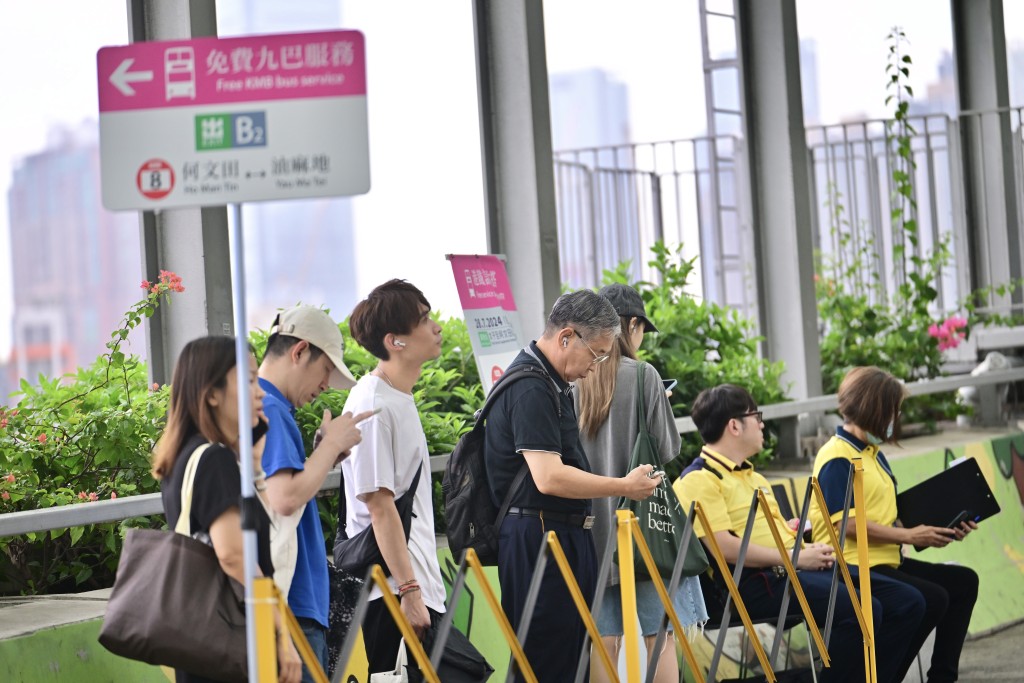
[866,420,894,446]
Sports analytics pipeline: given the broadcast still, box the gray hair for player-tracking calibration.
[544,289,621,341]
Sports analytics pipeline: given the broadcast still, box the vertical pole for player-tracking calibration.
[852,457,876,683]
[616,510,640,681]
[229,203,261,681]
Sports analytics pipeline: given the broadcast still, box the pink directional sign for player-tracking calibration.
[97,30,370,210]
[449,255,525,393]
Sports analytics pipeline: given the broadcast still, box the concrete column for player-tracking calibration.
[736,0,822,402]
[951,0,1021,312]
[128,0,234,384]
[473,0,561,337]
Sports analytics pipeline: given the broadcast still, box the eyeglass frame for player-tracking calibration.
[573,329,611,364]
[734,410,764,424]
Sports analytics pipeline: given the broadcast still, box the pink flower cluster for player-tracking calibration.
[140,270,185,294]
[928,315,968,351]
[77,491,99,502]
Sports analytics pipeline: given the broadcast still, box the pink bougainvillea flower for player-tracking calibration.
[111,492,118,499]
[88,492,99,502]
[37,433,47,443]
[151,383,160,391]
[78,491,87,500]
[928,323,940,338]
[1,491,9,501]
[4,473,14,483]
[0,418,7,429]
[140,280,151,290]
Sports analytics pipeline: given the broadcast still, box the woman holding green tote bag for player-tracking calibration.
[575,284,708,683]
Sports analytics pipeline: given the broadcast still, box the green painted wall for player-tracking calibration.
[0,620,167,682]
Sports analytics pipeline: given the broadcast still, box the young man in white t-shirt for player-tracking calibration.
[340,279,446,673]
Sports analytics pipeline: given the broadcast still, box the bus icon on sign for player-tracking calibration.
[164,47,196,100]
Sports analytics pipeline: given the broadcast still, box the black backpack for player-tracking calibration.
[442,363,561,565]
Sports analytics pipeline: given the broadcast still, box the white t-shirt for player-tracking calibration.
[341,375,446,612]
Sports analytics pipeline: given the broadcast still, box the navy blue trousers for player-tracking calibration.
[737,565,925,683]
[498,515,598,683]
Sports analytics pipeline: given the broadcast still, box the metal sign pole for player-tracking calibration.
[229,203,261,681]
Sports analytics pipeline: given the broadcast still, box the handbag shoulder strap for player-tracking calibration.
[634,361,650,435]
[176,442,213,537]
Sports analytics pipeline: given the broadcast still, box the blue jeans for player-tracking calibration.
[297,616,328,683]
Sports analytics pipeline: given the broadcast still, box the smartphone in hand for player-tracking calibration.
[252,417,269,444]
[662,379,678,392]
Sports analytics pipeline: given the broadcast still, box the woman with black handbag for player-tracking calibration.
[574,284,708,683]
[151,336,302,683]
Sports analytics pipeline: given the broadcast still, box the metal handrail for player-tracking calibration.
[2,367,1023,539]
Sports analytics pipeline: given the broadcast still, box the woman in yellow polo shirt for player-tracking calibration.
[812,366,979,683]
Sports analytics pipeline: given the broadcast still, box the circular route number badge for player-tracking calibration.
[136,159,175,200]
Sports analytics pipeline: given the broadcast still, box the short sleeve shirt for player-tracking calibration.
[673,447,796,552]
[484,342,592,514]
[259,378,329,627]
[161,434,273,577]
[811,427,901,568]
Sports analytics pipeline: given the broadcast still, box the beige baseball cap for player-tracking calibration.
[269,306,357,389]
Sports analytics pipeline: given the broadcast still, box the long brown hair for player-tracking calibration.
[151,336,239,479]
[577,316,638,438]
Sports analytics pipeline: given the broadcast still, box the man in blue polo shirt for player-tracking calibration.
[484,290,661,683]
[258,305,372,680]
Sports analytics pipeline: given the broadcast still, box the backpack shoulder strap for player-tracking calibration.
[478,362,562,425]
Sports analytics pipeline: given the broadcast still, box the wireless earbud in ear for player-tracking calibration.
[393,339,406,348]
[562,337,569,348]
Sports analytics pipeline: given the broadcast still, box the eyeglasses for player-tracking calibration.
[573,330,610,364]
[734,410,763,423]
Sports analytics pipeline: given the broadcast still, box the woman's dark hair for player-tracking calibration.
[349,279,431,360]
[152,336,239,479]
[690,384,758,444]
[837,366,908,443]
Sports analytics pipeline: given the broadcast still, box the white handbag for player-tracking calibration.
[369,640,409,683]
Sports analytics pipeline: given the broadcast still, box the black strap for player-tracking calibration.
[478,358,563,523]
[337,461,423,542]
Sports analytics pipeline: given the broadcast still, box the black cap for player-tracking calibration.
[597,284,659,333]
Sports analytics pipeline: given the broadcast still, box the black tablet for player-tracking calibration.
[896,457,1001,547]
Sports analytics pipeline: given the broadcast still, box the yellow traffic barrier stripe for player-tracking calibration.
[370,564,441,683]
[754,490,831,668]
[546,530,621,682]
[463,548,538,683]
[851,458,877,683]
[622,512,706,683]
[693,501,777,683]
[616,510,640,681]
[253,578,278,683]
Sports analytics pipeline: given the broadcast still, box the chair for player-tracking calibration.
[698,566,817,682]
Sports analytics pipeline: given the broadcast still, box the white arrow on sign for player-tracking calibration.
[109,58,154,96]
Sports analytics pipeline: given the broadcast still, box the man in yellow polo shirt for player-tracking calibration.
[674,384,924,683]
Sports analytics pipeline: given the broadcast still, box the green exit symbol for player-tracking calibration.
[478,331,491,347]
[195,114,232,150]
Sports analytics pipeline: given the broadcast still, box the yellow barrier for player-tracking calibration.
[618,511,706,683]
[851,458,877,683]
[754,490,831,668]
[545,530,621,682]
[462,548,538,683]
[617,510,641,681]
[252,577,329,683]
[693,501,777,682]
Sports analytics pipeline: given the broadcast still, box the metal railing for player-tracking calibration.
[3,368,1024,539]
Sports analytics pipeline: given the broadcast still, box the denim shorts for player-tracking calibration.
[596,580,701,637]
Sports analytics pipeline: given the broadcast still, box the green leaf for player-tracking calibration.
[70,526,84,546]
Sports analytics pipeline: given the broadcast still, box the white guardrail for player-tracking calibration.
[3,367,1024,539]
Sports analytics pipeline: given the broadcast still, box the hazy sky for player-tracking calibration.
[3,1,1024,360]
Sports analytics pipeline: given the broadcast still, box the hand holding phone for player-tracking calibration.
[662,379,678,392]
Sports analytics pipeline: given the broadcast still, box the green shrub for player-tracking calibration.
[602,242,788,473]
